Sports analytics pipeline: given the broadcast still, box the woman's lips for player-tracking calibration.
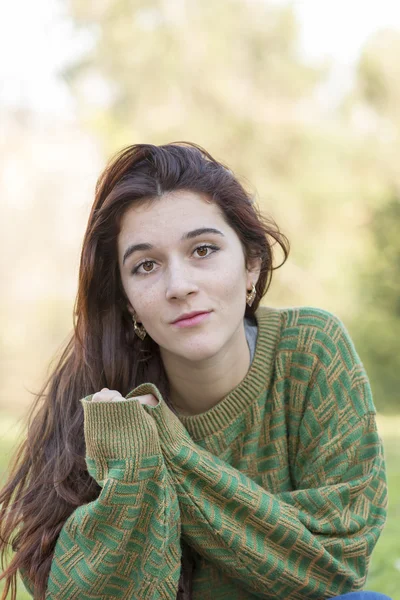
[172,311,212,328]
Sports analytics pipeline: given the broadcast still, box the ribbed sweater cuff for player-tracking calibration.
[81,395,160,460]
[130,383,188,455]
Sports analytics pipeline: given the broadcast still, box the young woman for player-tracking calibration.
[0,143,389,600]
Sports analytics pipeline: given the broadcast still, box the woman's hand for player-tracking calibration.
[92,387,158,406]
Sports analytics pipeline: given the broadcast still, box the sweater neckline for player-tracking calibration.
[178,305,282,441]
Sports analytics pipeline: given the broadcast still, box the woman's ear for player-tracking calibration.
[126,303,136,319]
[246,256,262,289]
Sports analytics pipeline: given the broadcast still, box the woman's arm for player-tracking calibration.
[139,382,387,600]
[39,389,181,600]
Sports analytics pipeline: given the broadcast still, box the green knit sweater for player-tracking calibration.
[31,306,387,599]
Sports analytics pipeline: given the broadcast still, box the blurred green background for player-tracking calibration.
[1,0,399,598]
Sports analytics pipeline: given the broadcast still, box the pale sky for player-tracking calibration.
[288,1,400,63]
[1,0,400,116]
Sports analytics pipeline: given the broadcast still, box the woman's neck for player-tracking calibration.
[161,323,251,416]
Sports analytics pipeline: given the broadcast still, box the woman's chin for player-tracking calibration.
[163,339,222,364]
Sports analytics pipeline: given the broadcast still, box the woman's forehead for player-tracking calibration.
[119,190,227,235]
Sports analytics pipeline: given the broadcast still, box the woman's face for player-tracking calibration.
[117,190,260,363]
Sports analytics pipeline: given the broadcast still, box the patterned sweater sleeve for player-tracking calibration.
[139,368,387,598]
[42,385,182,600]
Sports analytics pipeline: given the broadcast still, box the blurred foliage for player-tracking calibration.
[351,196,400,414]
[64,0,321,157]
[357,29,400,123]
[346,31,400,414]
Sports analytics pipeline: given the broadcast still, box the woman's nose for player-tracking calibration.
[165,264,199,301]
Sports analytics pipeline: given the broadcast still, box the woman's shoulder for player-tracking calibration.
[257,304,364,383]
[259,304,352,345]
[263,304,345,330]
[257,305,375,419]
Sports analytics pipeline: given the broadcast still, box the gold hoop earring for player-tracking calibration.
[132,316,147,340]
[246,283,257,307]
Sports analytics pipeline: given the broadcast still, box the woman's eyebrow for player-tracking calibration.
[122,227,224,265]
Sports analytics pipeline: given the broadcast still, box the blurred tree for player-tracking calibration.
[64,0,319,165]
[357,29,400,127]
[350,196,400,413]
[0,110,99,413]
[345,30,400,413]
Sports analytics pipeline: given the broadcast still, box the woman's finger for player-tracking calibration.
[92,389,123,402]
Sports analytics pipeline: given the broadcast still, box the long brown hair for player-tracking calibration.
[0,142,289,599]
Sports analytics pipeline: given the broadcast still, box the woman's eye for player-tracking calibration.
[133,260,155,275]
[195,246,209,257]
[142,261,154,272]
[132,244,219,275]
[194,244,219,258]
